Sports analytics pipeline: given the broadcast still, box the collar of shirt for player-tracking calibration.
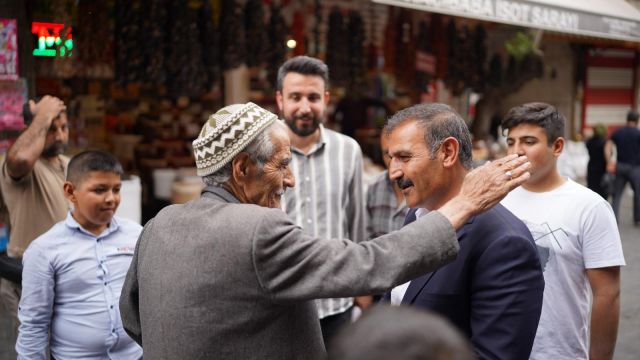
[291,124,327,156]
[201,185,241,204]
[415,207,429,218]
[64,212,119,238]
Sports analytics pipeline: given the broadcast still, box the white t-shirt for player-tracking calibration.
[502,179,625,360]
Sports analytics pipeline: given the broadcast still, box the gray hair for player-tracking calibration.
[386,103,473,169]
[202,123,275,186]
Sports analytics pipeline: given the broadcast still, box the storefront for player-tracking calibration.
[374,0,640,135]
[2,0,640,225]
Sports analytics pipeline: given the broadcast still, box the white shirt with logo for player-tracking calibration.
[502,179,625,360]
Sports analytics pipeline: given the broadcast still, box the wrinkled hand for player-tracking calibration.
[30,95,66,126]
[438,154,531,230]
[460,154,531,213]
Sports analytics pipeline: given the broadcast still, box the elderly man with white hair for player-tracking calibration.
[119,102,531,360]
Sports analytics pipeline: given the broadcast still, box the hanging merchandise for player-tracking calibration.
[291,10,306,56]
[115,0,145,84]
[393,9,415,90]
[76,0,114,78]
[311,0,321,57]
[245,0,267,67]
[366,5,378,72]
[0,78,28,131]
[487,54,502,88]
[415,20,432,94]
[166,1,208,97]
[347,11,365,93]
[383,6,397,75]
[471,24,487,92]
[0,19,18,80]
[200,0,222,85]
[50,0,76,78]
[141,0,168,85]
[221,0,246,70]
[326,6,348,87]
[444,20,466,96]
[266,3,286,89]
[458,25,474,93]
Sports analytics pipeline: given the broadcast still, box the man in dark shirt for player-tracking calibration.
[609,110,640,224]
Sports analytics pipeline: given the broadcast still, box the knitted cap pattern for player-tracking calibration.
[193,102,277,177]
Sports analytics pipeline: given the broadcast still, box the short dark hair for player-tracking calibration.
[501,102,565,144]
[67,150,123,184]
[627,110,639,122]
[276,56,329,91]
[329,305,474,360]
[385,103,474,169]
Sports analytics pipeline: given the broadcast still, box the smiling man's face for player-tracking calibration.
[387,119,446,209]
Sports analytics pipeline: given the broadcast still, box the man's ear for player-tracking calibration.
[231,153,252,184]
[552,137,565,157]
[63,181,76,202]
[439,137,460,168]
[323,91,330,106]
[276,91,284,113]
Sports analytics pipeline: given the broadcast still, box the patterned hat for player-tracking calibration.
[193,102,277,177]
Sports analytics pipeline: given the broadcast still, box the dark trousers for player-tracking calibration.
[612,162,640,223]
[320,306,353,349]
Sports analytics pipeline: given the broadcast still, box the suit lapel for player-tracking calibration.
[399,208,476,305]
[401,271,438,304]
[401,208,436,304]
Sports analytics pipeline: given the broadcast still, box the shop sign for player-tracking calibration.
[32,22,73,57]
[0,19,18,80]
[374,0,640,42]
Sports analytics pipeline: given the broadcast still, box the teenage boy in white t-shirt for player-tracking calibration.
[500,102,625,360]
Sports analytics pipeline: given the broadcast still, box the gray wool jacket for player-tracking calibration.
[119,186,458,360]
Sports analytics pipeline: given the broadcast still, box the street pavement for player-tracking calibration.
[0,189,639,359]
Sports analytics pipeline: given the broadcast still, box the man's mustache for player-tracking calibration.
[396,177,414,190]
[295,114,314,121]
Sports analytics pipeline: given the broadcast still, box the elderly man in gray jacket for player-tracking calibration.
[120,102,530,360]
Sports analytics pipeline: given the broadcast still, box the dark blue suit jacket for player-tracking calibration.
[398,205,544,360]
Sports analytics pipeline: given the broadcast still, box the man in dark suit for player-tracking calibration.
[385,103,544,360]
[120,102,532,360]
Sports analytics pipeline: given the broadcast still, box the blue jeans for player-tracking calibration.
[611,162,640,223]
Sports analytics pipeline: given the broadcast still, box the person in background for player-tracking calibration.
[386,103,544,359]
[366,128,408,240]
[501,102,625,360]
[329,305,474,360]
[586,123,613,199]
[119,102,531,360]
[0,95,69,333]
[17,150,142,359]
[608,110,640,225]
[275,55,370,344]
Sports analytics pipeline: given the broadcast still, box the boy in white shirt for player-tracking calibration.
[501,102,625,360]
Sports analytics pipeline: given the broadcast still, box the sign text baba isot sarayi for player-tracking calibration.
[401,0,580,30]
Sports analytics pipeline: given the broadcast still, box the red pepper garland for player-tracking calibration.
[245,0,267,68]
[266,3,286,89]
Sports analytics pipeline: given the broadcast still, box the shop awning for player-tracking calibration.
[372,0,640,42]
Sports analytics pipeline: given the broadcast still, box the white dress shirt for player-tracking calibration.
[17,212,143,360]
